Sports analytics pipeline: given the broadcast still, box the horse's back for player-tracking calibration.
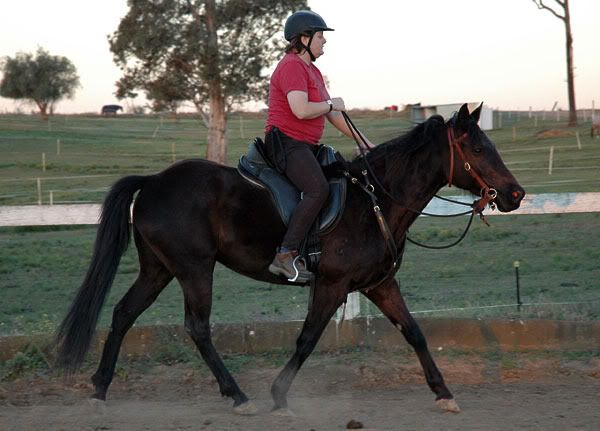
[132,158,285,275]
[134,158,261,224]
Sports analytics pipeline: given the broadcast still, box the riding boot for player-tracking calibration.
[268,249,314,283]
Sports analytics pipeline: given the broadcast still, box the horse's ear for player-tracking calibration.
[456,103,470,129]
[471,102,483,123]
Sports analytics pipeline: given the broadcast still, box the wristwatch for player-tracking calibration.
[326,99,333,112]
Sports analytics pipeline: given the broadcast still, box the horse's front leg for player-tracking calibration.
[271,281,345,414]
[363,278,460,413]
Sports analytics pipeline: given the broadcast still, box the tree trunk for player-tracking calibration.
[36,100,49,120]
[204,0,228,165]
[206,94,228,164]
[564,0,577,126]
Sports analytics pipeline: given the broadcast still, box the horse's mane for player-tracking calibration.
[348,115,446,190]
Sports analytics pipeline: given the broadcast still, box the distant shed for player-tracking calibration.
[408,102,494,130]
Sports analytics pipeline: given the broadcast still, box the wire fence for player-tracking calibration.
[2,110,600,205]
[0,112,598,330]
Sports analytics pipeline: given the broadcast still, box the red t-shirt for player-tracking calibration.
[265,53,330,145]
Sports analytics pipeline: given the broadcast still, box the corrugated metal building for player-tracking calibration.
[408,102,494,130]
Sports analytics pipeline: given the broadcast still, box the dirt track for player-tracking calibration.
[1,351,599,430]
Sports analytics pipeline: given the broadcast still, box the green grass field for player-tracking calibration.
[1,112,599,204]
[1,112,599,335]
[1,212,599,336]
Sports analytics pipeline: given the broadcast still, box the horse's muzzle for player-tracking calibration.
[496,185,525,212]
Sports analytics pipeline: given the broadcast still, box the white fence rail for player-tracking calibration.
[1,193,599,227]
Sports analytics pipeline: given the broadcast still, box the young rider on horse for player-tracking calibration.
[266,10,375,282]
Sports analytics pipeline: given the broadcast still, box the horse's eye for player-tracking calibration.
[473,147,483,154]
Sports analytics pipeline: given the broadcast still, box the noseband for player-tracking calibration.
[446,127,497,214]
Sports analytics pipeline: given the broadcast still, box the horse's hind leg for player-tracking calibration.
[271,283,344,413]
[363,278,460,413]
[91,235,173,400]
[178,261,254,414]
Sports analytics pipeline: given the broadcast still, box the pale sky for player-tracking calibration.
[1,0,598,113]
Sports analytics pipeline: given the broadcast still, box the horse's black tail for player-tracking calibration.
[55,175,147,372]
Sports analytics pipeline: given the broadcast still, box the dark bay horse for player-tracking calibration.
[56,103,524,415]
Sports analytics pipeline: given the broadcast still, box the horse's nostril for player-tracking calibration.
[511,189,524,202]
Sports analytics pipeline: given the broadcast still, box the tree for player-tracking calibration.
[146,72,188,115]
[110,0,307,164]
[0,48,80,119]
[532,0,577,126]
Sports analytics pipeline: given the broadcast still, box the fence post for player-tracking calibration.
[548,146,554,175]
[512,126,516,143]
[42,153,46,172]
[576,131,582,150]
[337,292,361,321]
[57,139,61,155]
[514,261,522,312]
[171,142,176,163]
[37,178,42,205]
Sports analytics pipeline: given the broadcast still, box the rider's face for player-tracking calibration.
[302,31,326,59]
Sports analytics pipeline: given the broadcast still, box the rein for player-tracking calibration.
[340,111,498,278]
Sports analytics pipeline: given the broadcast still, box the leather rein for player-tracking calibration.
[340,112,499,288]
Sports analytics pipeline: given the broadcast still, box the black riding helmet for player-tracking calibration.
[284,10,334,61]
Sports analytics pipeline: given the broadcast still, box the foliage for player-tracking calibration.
[109,0,307,162]
[0,48,80,119]
[1,344,49,380]
[146,72,188,113]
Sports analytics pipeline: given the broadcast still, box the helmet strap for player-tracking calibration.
[300,33,316,62]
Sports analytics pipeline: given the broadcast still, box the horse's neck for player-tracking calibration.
[375,145,447,241]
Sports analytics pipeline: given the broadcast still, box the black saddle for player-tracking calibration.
[237,138,346,235]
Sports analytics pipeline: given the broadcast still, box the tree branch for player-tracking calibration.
[532,0,566,21]
[193,99,210,128]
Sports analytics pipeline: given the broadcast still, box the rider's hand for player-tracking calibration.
[330,97,345,112]
[353,137,375,156]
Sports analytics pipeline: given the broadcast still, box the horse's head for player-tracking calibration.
[446,103,525,212]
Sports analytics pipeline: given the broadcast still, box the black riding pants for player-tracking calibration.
[275,135,329,251]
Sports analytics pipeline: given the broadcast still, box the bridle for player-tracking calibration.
[342,111,498,220]
[446,126,498,214]
[340,111,500,289]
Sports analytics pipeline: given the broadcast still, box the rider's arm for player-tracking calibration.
[287,91,331,120]
[326,111,376,150]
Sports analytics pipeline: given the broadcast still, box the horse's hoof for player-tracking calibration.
[87,397,107,415]
[271,407,296,417]
[436,398,461,413]
[233,401,258,416]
